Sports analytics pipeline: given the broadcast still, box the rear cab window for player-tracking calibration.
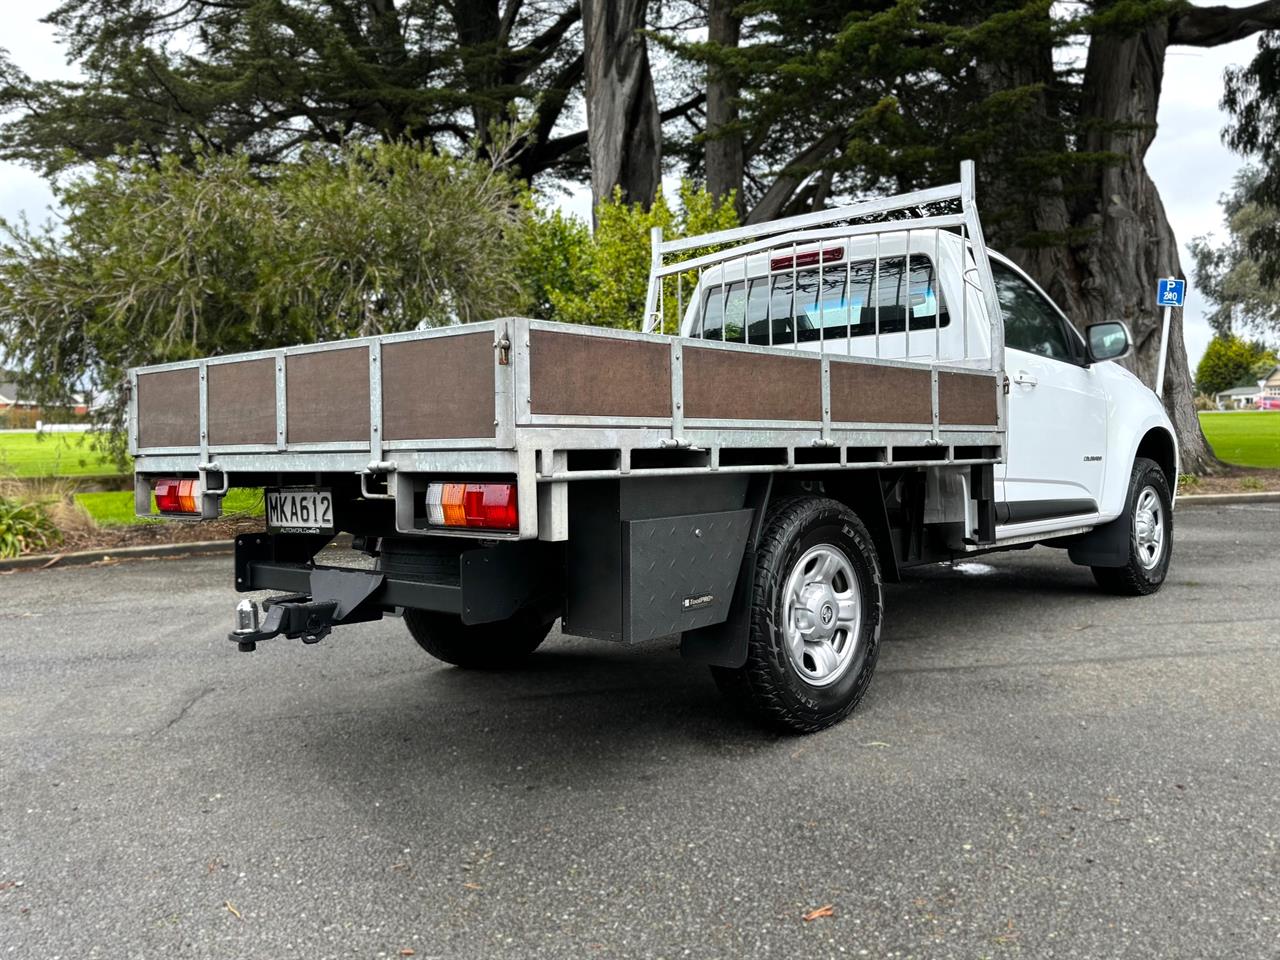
[695,253,949,345]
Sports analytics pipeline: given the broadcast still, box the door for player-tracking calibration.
[990,259,1108,526]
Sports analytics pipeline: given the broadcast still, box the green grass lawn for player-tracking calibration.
[75,488,265,526]
[1199,411,1280,468]
[0,431,124,477]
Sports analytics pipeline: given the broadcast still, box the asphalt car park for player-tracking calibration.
[1,501,1278,959]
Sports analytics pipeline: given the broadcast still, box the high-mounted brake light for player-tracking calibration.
[424,482,518,530]
[154,477,200,515]
[770,246,844,272]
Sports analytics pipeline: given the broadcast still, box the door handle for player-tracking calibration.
[1012,371,1038,387]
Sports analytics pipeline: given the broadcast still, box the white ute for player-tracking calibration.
[128,160,1177,733]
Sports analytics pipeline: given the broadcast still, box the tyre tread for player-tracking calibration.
[712,495,882,734]
[1091,457,1173,597]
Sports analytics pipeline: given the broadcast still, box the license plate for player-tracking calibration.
[265,487,334,534]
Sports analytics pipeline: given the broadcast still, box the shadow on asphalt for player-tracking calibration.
[274,553,1106,782]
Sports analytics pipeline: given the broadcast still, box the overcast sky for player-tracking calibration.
[0,2,1267,375]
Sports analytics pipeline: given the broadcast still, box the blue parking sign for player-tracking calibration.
[1157,278,1186,308]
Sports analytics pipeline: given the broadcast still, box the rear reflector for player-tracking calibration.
[770,246,844,272]
[154,477,200,515]
[424,482,518,530]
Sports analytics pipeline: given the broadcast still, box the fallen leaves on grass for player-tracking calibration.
[224,900,242,920]
[802,905,835,922]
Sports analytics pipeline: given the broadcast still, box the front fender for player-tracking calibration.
[1097,366,1178,520]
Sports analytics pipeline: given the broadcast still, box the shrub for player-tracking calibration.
[0,494,60,557]
[0,142,529,462]
[1195,335,1277,396]
[518,180,739,331]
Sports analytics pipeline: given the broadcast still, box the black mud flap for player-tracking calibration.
[679,476,773,669]
[1065,511,1130,569]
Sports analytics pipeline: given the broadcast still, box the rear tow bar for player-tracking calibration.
[229,569,385,651]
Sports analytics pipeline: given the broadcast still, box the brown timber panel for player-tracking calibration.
[529,329,672,419]
[830,362,932,424]
[207,358,276,446]
[683,347,821,422]
[286,347,370,444]
[938,371,998,425]
[136,367,199,449]
[382,333,496,440]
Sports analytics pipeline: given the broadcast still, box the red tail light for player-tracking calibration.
[424,482,518,530]
[154,478,200,515]
[770,246,844,272]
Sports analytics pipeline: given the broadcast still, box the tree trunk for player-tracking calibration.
[450,1,503,155]
[979,11,1216,473]
[581,0,662,214]
[1043,1,1280,474]
[971,44,1085,320]
[968,3,1280,474]
[1066,20,1216,473]
[705,0,744,216]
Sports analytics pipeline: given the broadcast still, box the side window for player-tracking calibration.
[990,261,1075,362]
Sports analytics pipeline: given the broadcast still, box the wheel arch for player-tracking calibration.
[1135,427,1177,493]
[680,472,898,669]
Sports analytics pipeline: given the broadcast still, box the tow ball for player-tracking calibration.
[229,569,385,652]
[231,596,340,651]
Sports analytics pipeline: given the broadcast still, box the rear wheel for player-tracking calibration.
[380,537,553,669]
[1091,456,1173,596]
[404,609,552,669]
[711,496,883,734]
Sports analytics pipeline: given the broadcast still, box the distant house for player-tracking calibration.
[1214,365,1280,411]
[0,381,90,417]
[1260,364,1280,411]
[1215,384,1262,410]
[0,382,35,411]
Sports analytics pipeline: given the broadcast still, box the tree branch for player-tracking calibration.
[659,92,707,124]
[1169,1,1280,47]
[522,2,581,60]
[745,128,844,225]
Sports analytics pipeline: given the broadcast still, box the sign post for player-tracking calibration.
[1154,278,1186,399]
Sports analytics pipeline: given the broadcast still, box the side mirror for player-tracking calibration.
[1085,321,1132,363]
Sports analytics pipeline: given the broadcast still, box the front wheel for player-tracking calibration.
[1091,456,1173,596]
[711,496,883,734]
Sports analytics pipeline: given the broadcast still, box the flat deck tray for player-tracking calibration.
[130,318,1002,464]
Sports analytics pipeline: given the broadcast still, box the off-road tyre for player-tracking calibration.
[1091,456,1173,596]
[711,496,883,734]
[403,609,552,669]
